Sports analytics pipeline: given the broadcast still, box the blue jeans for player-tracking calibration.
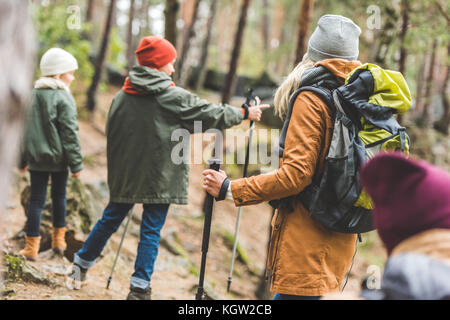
[74,202,169,290]
[25,170,68,237]
[273,293,321,300]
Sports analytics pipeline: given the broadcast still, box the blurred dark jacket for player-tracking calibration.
[362,229,450,300]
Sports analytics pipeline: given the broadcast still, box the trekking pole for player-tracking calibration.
[227,90,261,293]
[106,208,134,290]
[196,158,222,300]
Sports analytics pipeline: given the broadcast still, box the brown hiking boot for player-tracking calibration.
[51,227,67,255]
[126,287,151,300]
[19,236,41,261]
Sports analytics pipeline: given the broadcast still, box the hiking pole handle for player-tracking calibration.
[242,88,254,122]
[242,88,260,110]
[201,160,220,238]
[196,158,221,300]
[244,88,254,106]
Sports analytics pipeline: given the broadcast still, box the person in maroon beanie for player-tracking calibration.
[359,152,450,300]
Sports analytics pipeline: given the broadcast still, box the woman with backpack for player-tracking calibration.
[203,15,363,299]
[19,48,83,261]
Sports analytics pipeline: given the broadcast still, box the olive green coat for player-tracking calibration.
[106,66,243,204]
[21,88,83,173]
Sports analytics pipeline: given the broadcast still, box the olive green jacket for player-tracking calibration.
[21,88,83,173]
[107,66,244,204]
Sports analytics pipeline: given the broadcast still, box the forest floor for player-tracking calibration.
[1,86,387,300]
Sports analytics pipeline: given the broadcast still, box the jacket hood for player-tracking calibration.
[128,66,173,94]
[34,77,70,93]
[314,58,361,84]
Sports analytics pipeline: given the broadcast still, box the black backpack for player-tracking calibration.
[269,64,411,234]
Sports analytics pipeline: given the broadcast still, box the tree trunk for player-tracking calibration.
[0,0,35,279]
[273,1,286,74]
[126,0,136,72]
[261,0,270,50]
[86,0,117,113]
[221,0,251,105]
[140,0,152,37]
[82,0,96,42]
[294,0,314,66]
[177,0,201,83]
[398,0,409,75]
[374,5,398,67]
[434,44,450,134]
[195,0,218,91]
[397,0,409,124]
[413,52,427,119]
[421,39,438,128]
[86,0,94,22]
[164,0,180,47]
[435,0,450,24]
[203,0,251,217]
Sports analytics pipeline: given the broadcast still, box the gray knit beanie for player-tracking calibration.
[307,14,361,62]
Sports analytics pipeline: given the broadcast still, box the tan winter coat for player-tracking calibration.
[230,59,361,296]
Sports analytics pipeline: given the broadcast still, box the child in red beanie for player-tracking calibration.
[67,36,269,299]
[122,36,178,94]
[359,152,450,300]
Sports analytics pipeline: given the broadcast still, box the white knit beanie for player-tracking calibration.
[40,48,78,76]
[307,15,361,62]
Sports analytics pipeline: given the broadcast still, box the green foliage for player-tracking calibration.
[357,231,386,269]
[106,27,126,71]
[221,230,250,267]
[30,1,93,96]
[5,254,25,282]
[82,154,97,167]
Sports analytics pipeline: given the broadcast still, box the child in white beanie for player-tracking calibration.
[19,48,83,261]
[35,48,79,92]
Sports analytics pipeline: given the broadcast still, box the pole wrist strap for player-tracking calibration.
[216,178,231,201]
[241,103,249,120]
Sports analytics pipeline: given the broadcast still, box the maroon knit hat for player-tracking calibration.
[360,152,450,255]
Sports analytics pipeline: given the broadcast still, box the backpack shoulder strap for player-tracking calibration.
[278,84,336,158]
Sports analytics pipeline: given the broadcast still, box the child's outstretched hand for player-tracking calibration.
[248,104,271,122]
[72,171,81,179]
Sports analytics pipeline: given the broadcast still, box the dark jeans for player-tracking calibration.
[273,293,321,300]
[25,170,68,237]
[74,202,169,290]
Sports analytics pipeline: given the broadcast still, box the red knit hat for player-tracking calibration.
[360,152,450,255]
[136,36,177,69]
